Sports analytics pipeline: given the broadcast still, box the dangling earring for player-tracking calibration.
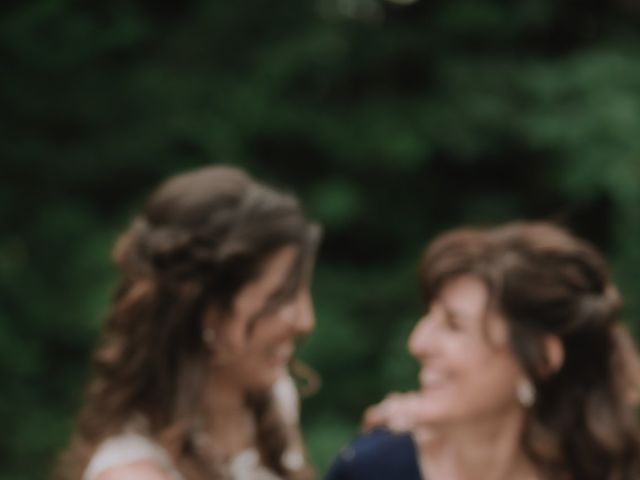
[202,327,216,348]
[516,378,536,408]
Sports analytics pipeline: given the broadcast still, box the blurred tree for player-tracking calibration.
[2,0,640,478]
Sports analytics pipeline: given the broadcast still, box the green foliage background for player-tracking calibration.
[2,0,640,478]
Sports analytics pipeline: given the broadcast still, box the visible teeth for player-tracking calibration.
[280,345,293,357]
[420,370,446,387]
[272,345,293,360]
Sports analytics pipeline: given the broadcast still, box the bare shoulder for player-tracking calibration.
[94,460,172,480]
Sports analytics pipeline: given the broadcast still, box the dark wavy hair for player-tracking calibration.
[55,166,320,480]
[419,221,640,480]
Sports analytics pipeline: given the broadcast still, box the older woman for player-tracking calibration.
[56,166,321,480]
[327,221,640,480]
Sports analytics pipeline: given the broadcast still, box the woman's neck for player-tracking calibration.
[202,374,255,459]
[417,407,538,480]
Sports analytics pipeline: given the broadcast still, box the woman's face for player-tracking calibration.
[408,274,524,426]
[213,245,315,392]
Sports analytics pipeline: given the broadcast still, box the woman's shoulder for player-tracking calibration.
[84,431,182,480]
[325,429,422,480]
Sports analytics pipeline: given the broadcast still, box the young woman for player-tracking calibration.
[56,166,321,480]
[328,222,640,480]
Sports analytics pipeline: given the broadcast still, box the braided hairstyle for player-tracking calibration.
[56,166,320,480]
[419,221,640,480]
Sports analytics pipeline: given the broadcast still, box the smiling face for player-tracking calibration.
[408,274,525,426]
[211,245,315,393]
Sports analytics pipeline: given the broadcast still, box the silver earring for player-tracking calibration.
[516,379,536,408]
[202,327,216,347]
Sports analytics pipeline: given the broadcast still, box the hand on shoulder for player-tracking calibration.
[95,460,172,480]
[362,391,430,433]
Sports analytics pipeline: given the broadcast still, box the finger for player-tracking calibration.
[361,405,384,431]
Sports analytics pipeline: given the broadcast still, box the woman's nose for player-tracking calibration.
[288,288,315,335]
[408,312,437,359]
[280,291,316,335]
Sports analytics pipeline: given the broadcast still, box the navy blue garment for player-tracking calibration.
[325,429,423,480]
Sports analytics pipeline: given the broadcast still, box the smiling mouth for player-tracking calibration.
[267,345,294,365]
[419,369,448,389]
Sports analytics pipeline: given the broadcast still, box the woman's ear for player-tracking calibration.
[543,335,564,376]
[201,304,219,335]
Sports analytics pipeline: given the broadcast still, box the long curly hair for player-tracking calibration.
[419,221,640,480]
[55,166,320,480]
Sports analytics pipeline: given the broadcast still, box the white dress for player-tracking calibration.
[83,375,304,480]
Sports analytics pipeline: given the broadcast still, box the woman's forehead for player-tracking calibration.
[438,275,489,311]
[437,274,509,343]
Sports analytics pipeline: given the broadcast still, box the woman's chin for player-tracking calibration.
[413,395,460,425]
